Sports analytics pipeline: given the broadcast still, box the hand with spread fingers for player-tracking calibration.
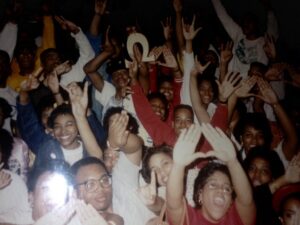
[182,15,202,41]
[217,71,242,103]
[137,170,158,206]
[234,76,257,98]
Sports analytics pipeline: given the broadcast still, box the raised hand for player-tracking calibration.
[19,74,40,92]
[220,41,233,63]
[108,110,130,149]
[173,124,204,166]
[193,56,210,74]
[95,0,107,16]
[256,78,278,104]
[46,71,60,94]
[217,71,241,102]
[157,46,178,69]
[148,46,163,63]
[64,82,88,118]
[0,163,11,190]
[76,200,108,225]
[234,76,257,98]
[284,153,300,183]
[201,123,236,164]
[54,16,80,34]
[161,17,173,41]
[182,15,202,41]
[263,34,276,60]
[34,199,76,225]
[137,170,157,206]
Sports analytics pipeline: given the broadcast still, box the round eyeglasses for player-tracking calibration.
[76,174,112,193]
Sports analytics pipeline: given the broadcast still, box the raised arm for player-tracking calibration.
[201,123,256,225]
[89,0,107,37]
[65,82,103,159]
[173,0,185,55]
[256,78,298,161]
[166,125,203,225]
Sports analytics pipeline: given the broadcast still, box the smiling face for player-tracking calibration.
[247,157,272,187]
[172,108,193,136]
[159,81,174,102]
[149,97,167,121]
[198,171,233,223]
[111,69,130,89]
[52,114,79,149]
[198,80,214,106]
[75,164,112,212]
[148,152,173,186]
[240,125,265,154]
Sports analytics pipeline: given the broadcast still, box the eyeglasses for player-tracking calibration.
[76,174,112,193]
[205,180,233,195]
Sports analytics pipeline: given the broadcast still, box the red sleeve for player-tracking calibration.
[131,83,177,146]
[149,64,158,93]
[198,103,228,153]
[172,78,182,107]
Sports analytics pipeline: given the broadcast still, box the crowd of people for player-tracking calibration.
[0,0,299,224]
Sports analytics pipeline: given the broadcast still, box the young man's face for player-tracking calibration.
[75,164,112,212]
[52,114,79,149]
[111,69,130,89]
[16,49,35,71]
[42,52,62,74]
[172,108,193,136]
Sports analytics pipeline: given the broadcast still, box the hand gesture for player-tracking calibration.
[103,149,120,172]
[46,71,60,94]
[157,46,178,69]
[173,124,204,166]
[182,15,202,41]
[0,163,11,190]
[173,0,182,12]
[55,16,80,34]
[263,34,276,60]
[34,199,76,225]
[161,17,173,41]
[19,74,40,92]
[108,110,130,149]
[95,0,107,16]
[64,82,88,118]
[102,26,117,56]
[201,123,236,164]
[193,56,210,74]
[137,170,157,206]
[128,57,139,81]
[217,72,241,102]
[76,200,108,225]
[220,41,233,63]
[284,153,300,184]
[54,61,72,76]
[256,78,278,104]
[234,76,257,98]
[149,46,163,64]
[264,63,286,81]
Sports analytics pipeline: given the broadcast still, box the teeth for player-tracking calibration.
[214,196,225,206]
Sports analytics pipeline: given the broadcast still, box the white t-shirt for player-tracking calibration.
[112,152,155,225]
[0,170,33,224]
[62,141,83,166]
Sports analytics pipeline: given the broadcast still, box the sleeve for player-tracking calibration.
[131,83,177,146]
[16,101,50,155]
[0,22,18,61]
[60,28,95,86]
[85,32,103,54]
[180,51,194,106]
[211,0,242,40]
[86,112,106,148]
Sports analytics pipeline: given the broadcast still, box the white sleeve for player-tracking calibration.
[94,80,116,107]
[211,0,242,41]
[0,22,18,61]
[180,51,194,106]
[60,28,95,86]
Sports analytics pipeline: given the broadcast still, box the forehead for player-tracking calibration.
[250,157,270,168]
[174,108,193,118]
[149,152,172,166]
[112,69,128,77]
[199,80,213,88]
[243,125,263,134]
[207,171,230,184]
[54,113,75,123]
[159,81,173,88]
[75,164,107,181]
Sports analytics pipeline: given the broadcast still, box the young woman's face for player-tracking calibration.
[149,98,166,121]
[52,114,79,149]
[159,81,174,102]
[199,171,233,223]
[148,152,173,187]
[241,125,265,154]
[281,198,300,225]
[247,157,272,187]
[198,80,214,106]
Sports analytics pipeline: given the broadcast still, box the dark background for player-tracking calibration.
[1,0,299,60]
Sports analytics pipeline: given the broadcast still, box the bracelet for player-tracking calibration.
[106,140,120,151]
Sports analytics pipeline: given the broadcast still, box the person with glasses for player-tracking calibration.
[71,157,124,225]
